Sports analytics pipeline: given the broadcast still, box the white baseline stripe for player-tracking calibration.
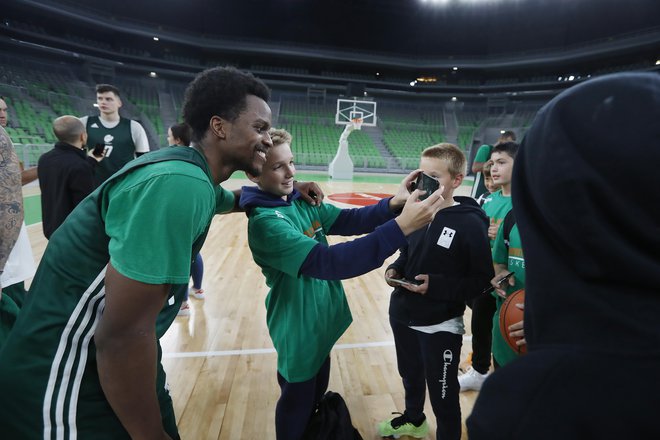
[163,336,472,359]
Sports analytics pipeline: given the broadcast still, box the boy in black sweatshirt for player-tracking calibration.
[378,143,494,440]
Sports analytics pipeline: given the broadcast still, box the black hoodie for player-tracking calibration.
[388,196,493,326]
[468,73,660,439]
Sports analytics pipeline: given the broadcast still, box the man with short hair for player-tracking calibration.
[38,116,102,239]
[0,66,320,440]
[80,84,150,183]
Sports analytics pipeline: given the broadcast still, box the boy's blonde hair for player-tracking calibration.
[269,128,292,147]
[421,143,466,177]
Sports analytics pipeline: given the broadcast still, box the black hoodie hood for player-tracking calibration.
[513,72,660,354]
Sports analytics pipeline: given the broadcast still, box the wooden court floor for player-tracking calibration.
[25,176,481,439]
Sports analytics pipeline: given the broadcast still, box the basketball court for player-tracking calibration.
[23,173,479,440]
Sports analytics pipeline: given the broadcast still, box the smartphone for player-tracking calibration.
[481,271,515,294]
[386,277,423,287]
[92,143,105,157]
[412,173,440,201]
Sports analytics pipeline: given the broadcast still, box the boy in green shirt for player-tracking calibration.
[460,141,519,391]
[240,128,446,440]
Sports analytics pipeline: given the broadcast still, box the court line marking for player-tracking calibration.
[162,336,472,359]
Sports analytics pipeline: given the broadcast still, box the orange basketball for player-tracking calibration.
[499,289,527,355]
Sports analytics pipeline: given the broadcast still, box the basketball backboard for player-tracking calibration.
[335,99,377,127]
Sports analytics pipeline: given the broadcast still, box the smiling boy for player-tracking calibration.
[240,128,446,440]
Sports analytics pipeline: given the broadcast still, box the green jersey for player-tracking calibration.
[482,189,513,247]
[0,147,228,439]
[491,222,526,366]
[471,144,492,198]
[247,199,351,382]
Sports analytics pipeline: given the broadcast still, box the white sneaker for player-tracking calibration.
[190,287,205,300]
[458,367,489,392]
[177,301,191,317]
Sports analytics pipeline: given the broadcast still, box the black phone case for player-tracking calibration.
[415,173,440,200]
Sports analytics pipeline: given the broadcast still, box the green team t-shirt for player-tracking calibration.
[248,199,351,382]
[491,222,526,366]
[0,148,218,439]
[482,190,513,247]
[471,144,492,197]
[103,161,216,284]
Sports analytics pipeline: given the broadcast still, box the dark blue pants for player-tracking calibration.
[390,317,463,440]
[276,357,331,440]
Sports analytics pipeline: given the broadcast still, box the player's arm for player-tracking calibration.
[471,145,490,173]
[0,126,23,278]
[227,181,326,213]
[95,263,172,440]
[131,121,150,157]
[21,166,38,185]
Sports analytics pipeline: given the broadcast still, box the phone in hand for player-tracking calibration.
[481,271,515,294]
[92,143,105,158]
[411,172,440,201]
[386,277,423,288]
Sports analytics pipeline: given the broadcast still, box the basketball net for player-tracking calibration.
[351,117,363,130]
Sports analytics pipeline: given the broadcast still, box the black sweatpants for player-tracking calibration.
[276,357,331,440]
[469,293,496,374]
[390,317,463,440]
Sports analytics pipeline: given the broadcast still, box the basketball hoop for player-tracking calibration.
[351,117,363,130]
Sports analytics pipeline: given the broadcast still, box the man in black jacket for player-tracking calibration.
[38,115,102,239]
[379,143,494,440]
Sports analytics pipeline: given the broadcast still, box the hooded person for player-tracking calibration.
[467,72,660,439]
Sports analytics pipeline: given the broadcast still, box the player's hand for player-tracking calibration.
[395,188,445,236]
[389,169,422,211]
[294,181,324,206]
[491,270,514,298]
[508,303,526,347]
[401,274,429,295]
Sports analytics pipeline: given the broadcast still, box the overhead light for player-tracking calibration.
[558,76,562,81]
[568,75,575,81]
[451,97,457,101]
[149,72,157,77]
[363,91,368,96]
[153,36,159,41]
[376,72,380,76]
[500,130,506,134]
[93,103,99,108]
[656,60,660,65]
[452,67,458,71]
[409,81,416,86]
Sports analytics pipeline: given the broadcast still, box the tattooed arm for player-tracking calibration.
[0,125,24,280]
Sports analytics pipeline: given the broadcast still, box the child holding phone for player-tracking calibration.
[379,143,493,440]
[239,128,446,440]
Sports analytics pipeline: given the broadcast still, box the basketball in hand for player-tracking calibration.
[499,289,526,355]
